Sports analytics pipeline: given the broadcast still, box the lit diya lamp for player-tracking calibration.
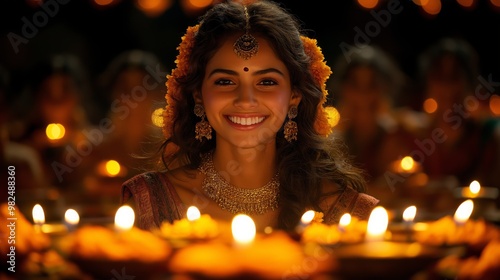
[114,205,135,233]
[454,199,474,227]
[158,206,219,243]
[413,199,500,253]
[388,205,429,243]
[168,214,330,279]
[301,212,366,245]
[32,204,45,233]
[388,156,428,189]
[332,206,460,279]
[389,156,422,176]
[453,180,499,218]
[293,209,316,237]
[338,213,352,234]
[58,205,172,279]
[231,214,256,247]
[394,205,417,242]
[32,204,71,237]
[64,209,80,233]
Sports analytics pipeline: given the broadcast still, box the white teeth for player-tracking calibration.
[228,116,265,125]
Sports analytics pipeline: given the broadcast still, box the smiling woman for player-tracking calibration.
[120,0,379,232]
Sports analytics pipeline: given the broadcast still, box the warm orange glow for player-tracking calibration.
[151,107,164,127]
[186,206,201,221]
[366,206,388,241]
[457,0,475,8]
[489,95,500,116]
[423,98,438,113]
[491,0,500,7]
[469,180,481,195]
[454,200,474,225]
[188,0,212,8]
[232,214,256,246]
[357,0,379,9]
[32,204,45,225]
[94,0,114,6]
[422,0,441,15]
[400,156,415,172]
[325,106,340,128]
[403,206,417,223]
[136,0,173,17]
[413,0,430,6]
[46,123,65,140]
[115,205,135,232]
[105,160,121,176]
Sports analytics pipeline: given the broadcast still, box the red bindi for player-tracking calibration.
[243,67,249,72]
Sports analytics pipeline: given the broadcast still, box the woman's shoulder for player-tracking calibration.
[122,166,203,199]
[320,180,379,224]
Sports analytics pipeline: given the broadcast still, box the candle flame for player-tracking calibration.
[339,213,352,228]
[300,210,316,225]
[232,214,256,245]
[400,156,415,171]
[403,206,417,222]
[469,180,480,195]
[32,204,45,225]
[64,209,80,225]
[454,199,474,225]
[46,123,65,140]
[366,206,388,241]
[186,206,201,221]
[115,205,135,231]
[105,160,121,176]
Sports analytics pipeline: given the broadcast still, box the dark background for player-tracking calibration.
[1,0,500,116]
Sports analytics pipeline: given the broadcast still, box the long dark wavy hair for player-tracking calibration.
[159,0,366,230]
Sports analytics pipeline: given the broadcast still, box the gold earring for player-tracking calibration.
[284,105,298,142]
[194,104,212,141]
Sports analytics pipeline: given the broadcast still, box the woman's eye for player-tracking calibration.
[215,79,234,85]
[258,79,278,86]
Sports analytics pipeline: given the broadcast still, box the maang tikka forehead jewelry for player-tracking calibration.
[233,6,259,60]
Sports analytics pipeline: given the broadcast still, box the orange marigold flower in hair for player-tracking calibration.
[300,36,333,137]
[163,24,200,139]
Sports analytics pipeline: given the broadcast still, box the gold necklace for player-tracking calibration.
[198,151,279,215]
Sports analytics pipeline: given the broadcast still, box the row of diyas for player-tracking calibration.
[30,204,334,279]
[391,155,499,201]
[27,199,500,280]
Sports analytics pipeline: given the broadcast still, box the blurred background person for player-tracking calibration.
[328,44,416,207]
[73,50,167,216]
[92,49,166,176]
[14,54,96,188]
[0,63,55,218]
[9,54,98,218]
[413,37,500,195]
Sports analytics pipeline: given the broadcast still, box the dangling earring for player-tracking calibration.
[194,104,212,141]
[284,105,298,142]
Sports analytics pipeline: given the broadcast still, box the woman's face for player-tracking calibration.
[338,66,387,129]
[37,73,78,124]
[425,54,469,111]
[199,35,300,148]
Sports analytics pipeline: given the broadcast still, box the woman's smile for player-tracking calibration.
[225,115,267,129]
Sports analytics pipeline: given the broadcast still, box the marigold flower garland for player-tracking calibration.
[162,25,334,140]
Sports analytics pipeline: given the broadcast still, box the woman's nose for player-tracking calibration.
[234,85,257,108]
